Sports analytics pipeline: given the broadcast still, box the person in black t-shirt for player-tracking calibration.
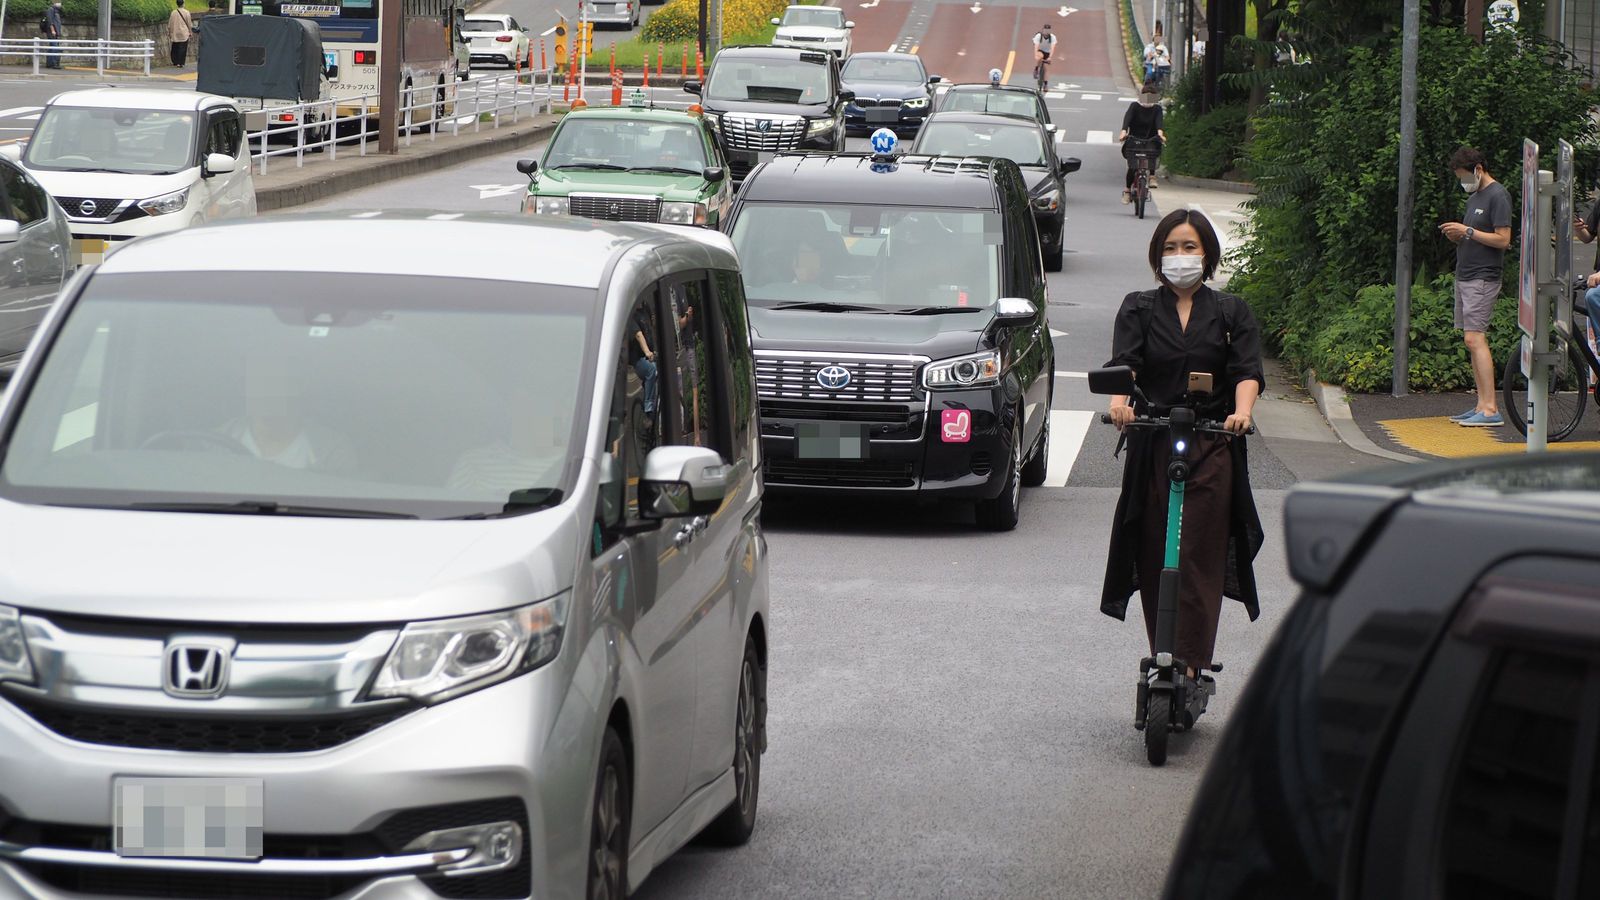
[1118,81,1166,203]
[1439,147,1513,427]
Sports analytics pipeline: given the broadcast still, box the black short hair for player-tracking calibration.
[1042,23,1051,28]
[1449,146,1487,173]
[1148,208,1222,286]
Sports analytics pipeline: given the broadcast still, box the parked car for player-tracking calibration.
[684,46,848,186]
[0,157,71,377]
[909,111,1079,272]
[725,148,1053,530]
[839,52,942,136]
[1165,452,1600,899]
[518,97,733,227]
[769,4,853,57]
[1,89,255,268]
[0,212,769,900]
[463,13,531,68]
[584,0,639,29]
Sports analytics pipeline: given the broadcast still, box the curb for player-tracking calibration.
[254,116,560,212]
[1303,370,1421,464]
[1163,172,1255,195]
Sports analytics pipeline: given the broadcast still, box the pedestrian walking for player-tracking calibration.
[1439,147,1513,427]
[43,0,64,69]
[1101,208,1266,681]
[168,0,194,68]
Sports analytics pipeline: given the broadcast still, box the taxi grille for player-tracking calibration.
[568,194,661,222]
[765,458,915,488]
[721,113,806,151]
[756,354,922,402]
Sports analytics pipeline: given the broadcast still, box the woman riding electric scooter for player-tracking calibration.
[1098,209,1266,765]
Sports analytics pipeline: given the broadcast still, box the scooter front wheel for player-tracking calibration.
[1145,691,1170,766]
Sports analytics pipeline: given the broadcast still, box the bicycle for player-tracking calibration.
[1090,365,1251,766]
[1033,55,1049,93]
[1124,136,1161,220]
[1501,276,1596,441]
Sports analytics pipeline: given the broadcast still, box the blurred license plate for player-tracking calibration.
[71,238,106,266]
[796,422,866,459]
[865,108,899,124]
[113,777,264,859]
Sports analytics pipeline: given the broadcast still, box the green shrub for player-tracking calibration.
[10,0,173,26]
[1307,275,1520,393]
[1163,102,1247,179]
[641,0,785,45]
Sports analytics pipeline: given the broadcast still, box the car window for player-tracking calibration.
[25,107,198,175]
[711,269,753,462]
[663,275,725,457]
[545,118,708,172]
[841,57,924,83]
[0,164,49,227]
[595,294,663,548]
[916,119,1046,166]
[706,57,831,105]
[206,112,242,158]
[943,90,1042,121]
[462,17,502,31]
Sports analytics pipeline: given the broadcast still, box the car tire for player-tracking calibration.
[1021,392,1050,487]
[1044,238,1063,273]
[975,419,1022,531]
[587,727,631,900]
[702,635,763,846]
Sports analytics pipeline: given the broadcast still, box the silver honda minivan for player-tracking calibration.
[0,213,769,900]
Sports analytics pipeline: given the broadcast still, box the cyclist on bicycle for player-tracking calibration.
[1032,23,1055,84]
[1119,81,1165,203]
[1102,209,1265,684]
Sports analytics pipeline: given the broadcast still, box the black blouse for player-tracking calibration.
[1106,285,1265,415]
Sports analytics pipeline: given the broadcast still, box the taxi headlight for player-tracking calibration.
[659,201,708,226]
[0,604,34,686]
[369,594,569,704]
[806,117,835,137]
[137,188,190,217]
[531,195,569,216]
[903,97,929,109]
[1032,190,1060,211]
[923,350,1002,390]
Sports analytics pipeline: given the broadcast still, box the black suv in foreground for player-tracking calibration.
[1166,453,1600,898]
[684,46,849,185]
[724,151,1053,531]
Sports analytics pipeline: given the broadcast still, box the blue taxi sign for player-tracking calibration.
[989,67,1002,85]
[869,128,898,156]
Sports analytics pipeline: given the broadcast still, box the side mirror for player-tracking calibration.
[683,80,702,95]
[0,220,20,244]
[1059,156,1081,175]
[203,152,237,176]
[639,446,729,519]
[928,75,942,83]
[324,63,339,80]
[1087,365,1136,396]
[838,89,855,103]
[0,145,22,162]
[703,166,725,183]
[845,20,855,28]
[993,297,1038,328]
[770,17,780,24]
[516,157,539,176]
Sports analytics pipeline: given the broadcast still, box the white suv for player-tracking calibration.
[770,5,854,57]
[3,89,255,267]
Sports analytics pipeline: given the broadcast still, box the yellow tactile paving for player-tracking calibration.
[1379,416,1600,458]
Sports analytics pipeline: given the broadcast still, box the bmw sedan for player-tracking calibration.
[841,52,943,136]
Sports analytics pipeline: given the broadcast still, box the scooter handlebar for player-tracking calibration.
[1098,413,1255,436]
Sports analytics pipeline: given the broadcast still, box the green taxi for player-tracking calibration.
[516,94,733,228]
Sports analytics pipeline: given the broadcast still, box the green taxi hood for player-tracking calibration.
[527,168,714,202]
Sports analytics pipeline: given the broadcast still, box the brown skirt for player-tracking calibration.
[1135,432,1234,671]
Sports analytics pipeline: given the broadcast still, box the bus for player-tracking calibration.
[231,0,470,128]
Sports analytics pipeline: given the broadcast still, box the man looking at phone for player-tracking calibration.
[1572,194,1600,331]
[1439,147,1512,427]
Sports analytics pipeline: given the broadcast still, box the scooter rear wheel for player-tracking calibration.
[1145,691,1170,766]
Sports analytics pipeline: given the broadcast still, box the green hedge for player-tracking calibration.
[1163,102,1247,179]
[8,0,174,26]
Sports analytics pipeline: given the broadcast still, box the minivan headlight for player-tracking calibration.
[530,195,569,216]
[660,201,707,226]
[0,604,34,686]
[369,593,569,703]
[807,117,835,137]
[137,188,190,217]
[923,350,1002,389]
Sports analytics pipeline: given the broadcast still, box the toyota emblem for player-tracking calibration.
[78,199,97,217]
[756,119,772,133]
[816,365,852,390]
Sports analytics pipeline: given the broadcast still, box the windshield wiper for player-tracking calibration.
[892,305,989,315]
[551,163,627,171]
[120,500,419,519]
[449,487,565,519]
[770,301,885,313]
[59,167,142,175]
[629,165,702,175]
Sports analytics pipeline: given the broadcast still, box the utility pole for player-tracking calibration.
[378,0,400,153]
[1465,0,1483,42]
[1546,0,1564,44]
[98,0,110,43]
[1392,0,1420,397]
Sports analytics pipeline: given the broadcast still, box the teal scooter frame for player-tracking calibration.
[1091,365,1250,766]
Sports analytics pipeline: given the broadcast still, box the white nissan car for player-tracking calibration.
[2,89,255,267]
[769,5,854,58]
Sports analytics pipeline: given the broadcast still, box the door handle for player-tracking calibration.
[672,516,709,548]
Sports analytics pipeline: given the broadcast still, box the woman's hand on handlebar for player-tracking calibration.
[1108,403,1135,431]
[1222,412,1253,435]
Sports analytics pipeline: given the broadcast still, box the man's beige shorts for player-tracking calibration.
[1454,278,1500,333]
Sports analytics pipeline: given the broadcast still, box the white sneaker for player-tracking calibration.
[1121,191,1132,204]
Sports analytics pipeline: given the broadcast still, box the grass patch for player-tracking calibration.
[581,0,808,70]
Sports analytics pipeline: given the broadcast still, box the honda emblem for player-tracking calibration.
[162,638,235,698]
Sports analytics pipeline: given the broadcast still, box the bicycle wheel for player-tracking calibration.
[1134,174,1148,219]
[1502,336,1588,441]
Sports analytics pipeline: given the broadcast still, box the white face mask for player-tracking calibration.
[1161,254,1205,289]
[1460,170,1480,193]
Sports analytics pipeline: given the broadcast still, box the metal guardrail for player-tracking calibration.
[0,37,155,76]
[246,68,558,174]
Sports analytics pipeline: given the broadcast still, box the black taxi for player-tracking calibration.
[723,133,1054,530]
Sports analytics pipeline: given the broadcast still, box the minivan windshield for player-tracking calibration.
[706,58,831,104]
[916,119,1047,167]
[0,273,592,519]
[730,203,1001,309]
[25,107,197,175]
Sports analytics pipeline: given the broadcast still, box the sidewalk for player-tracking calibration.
[0,63,194,81]
[1337,389,1600,460]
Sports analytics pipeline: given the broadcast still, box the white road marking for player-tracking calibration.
[1057,5,1077,15]
[350,211,383,218]
[1043,410,1094,487]
[1050,328,1069,339]
[1044,91,1066,99]
[1079,93,1102,100]
[469,183,526,199]
[0,107,42,119]
[1054,370,1087,378]
[1084,130,1114,144]
[1118,96,1137,102]
[427,213,465,220]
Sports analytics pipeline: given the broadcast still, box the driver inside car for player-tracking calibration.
[218,352,357,473]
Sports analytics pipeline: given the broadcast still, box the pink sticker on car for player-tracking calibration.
[941,409,972,443]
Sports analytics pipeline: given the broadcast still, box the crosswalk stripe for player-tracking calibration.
[0,107,42,119]
[1043,410,1094,487]
[1055,370,1087,378]
[1079,93,1102,100]
[1117,96,1137,103]
[1044,91,1066,99]
[1084,130,1114,144]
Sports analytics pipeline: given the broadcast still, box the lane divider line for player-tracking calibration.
[1001,49,1015,84]
[1043,410,1094,487]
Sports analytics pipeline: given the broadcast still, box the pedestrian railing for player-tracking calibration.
[0,37,155,76]
[246,68,558,175]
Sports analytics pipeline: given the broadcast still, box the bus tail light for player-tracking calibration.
[353,50,376,65]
